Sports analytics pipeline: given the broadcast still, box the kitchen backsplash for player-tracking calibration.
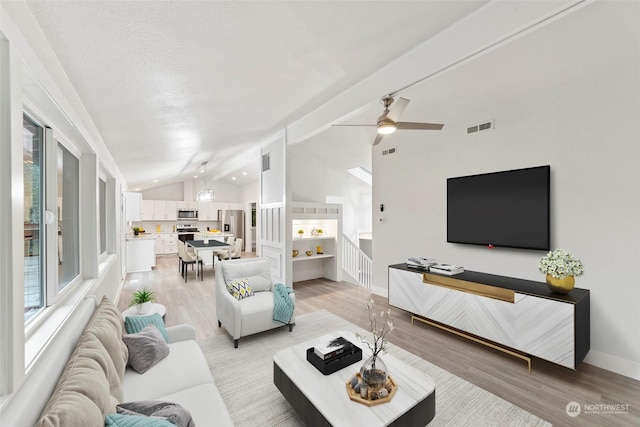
[133,220,222,233]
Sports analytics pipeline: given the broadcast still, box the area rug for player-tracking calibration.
[199,310,550,427]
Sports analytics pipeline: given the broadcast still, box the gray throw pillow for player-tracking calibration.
[125,313,169,342]
[122,324,170,374]
[117,401,195,427]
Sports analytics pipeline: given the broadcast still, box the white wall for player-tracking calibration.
[260,134,288,283]
[141,178,244,203]
[372,8,640,378]
[140,182,184,201]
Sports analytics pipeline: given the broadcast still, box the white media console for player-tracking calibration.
[388,264,590,370]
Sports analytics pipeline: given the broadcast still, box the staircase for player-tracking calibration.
[342,235,372,289]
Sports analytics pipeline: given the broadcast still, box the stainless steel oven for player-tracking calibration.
[176,224,199,243]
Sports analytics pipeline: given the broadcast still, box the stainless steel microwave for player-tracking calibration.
[177,209,198,220]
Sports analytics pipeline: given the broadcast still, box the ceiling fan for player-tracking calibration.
[333,96,444,146]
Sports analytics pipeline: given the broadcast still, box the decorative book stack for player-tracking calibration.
[407,257,437,270]
[307,336,362,375]
[429,264,464,275]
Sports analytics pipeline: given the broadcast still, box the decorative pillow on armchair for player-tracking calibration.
[122,324,170,374]
[226,278,254,300]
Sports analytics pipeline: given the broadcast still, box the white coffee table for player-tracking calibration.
[273,331,436,426]
[122,303,166,321]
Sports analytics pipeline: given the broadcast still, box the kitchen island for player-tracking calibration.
[126,234,156,272]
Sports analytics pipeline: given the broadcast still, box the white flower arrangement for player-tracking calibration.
[356,299,394,362]
[538,248,584,279]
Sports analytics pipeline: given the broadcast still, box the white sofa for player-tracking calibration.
[1,296,233,427]
[216,257,295,348]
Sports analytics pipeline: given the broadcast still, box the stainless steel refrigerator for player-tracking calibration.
[220,209,245,250]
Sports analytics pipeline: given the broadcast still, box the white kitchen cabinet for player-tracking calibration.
[178,201,198,210]
[154,200,178,220]
[153,233,178,255]
[198,202,220,221]
[142,200,154,221]
[154,234,164,254]
[142,200,179,221]
[158,200,177,220]
[123,192,143,221]
[153,201,166,220]
[163,233,178,254]
[217,202,242,211]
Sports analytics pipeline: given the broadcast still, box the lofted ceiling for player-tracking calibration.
[22,0,488,190]
[17,1,638,192]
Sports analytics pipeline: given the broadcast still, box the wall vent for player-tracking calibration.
[382,147,397,156]
[467,120,494,134]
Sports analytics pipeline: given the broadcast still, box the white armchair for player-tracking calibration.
[216,257,295,348]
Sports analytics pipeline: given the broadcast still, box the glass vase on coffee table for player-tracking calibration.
[360,355,388,389]
[356,298,393,389]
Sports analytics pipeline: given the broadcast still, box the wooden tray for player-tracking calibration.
[345,373,398,406]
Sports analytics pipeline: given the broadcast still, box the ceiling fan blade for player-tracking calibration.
[372,133,385,146]
[396,121,444,131]
[331,124,376,127]
[386,97,409,122]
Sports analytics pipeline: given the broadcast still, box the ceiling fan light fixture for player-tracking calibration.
[377,118,397,135]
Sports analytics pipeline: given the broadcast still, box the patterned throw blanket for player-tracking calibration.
[273,283,295,325]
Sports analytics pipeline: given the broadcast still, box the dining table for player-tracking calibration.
[185,239,231,280]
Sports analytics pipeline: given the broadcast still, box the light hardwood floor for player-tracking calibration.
[119,255,639,427]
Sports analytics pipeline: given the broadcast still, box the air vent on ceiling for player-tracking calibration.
[382,147,397,156]
[467,120,494,134]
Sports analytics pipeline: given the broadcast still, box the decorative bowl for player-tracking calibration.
[292,250,299,257]
[305,250,313,256]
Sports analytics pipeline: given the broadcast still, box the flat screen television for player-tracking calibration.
[447,165,550,250]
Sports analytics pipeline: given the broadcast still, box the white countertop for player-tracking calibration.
[126,231,234,239]
[126,234,156,241]
[198,232,234,238]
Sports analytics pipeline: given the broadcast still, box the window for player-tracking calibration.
[57,143,80,291]
[99,178,107,254]
[23,115,44,322]
[23,114,82,321]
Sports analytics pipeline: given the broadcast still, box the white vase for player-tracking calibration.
[136,301,152,314]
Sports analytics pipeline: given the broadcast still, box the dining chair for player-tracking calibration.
[177,240,203,282]
[213,236,235,260]
[217,238,243,260]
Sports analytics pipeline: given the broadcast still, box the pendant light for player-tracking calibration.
[197,161,214,202]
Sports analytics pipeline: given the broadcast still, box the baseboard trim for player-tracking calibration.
[584,350,640,381]
[371,285,388,298]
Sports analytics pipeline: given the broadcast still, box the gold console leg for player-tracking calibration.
[412,315,532,374]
